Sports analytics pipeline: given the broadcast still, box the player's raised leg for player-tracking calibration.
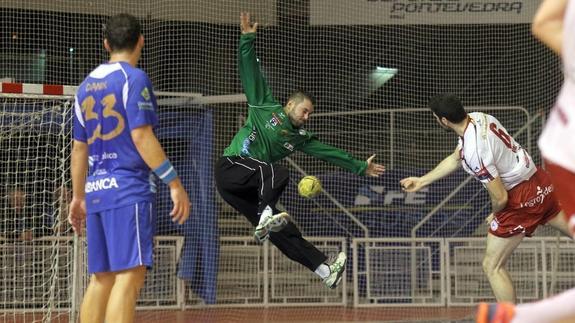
[482,233,524,302]
[215,158,345,288]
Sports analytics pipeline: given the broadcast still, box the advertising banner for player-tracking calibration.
[311,0,541,25]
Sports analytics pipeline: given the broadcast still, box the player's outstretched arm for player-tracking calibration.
[69,140,88,235]
[400,149,461,192]
[365,154,385,177]
[400,177,425,192]
[532,0,568,55]
[131,125,191,225]
[237,12,278,107]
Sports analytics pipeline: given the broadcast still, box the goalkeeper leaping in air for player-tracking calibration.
[214,12,385,289]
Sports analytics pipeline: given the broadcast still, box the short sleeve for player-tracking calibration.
[125,71,158,130]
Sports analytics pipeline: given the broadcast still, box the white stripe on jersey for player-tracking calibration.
[88,62,123,79]
[74,95,85,127]
[120,68,129,111]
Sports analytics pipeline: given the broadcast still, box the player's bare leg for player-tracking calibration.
[105,266,147,323]
[545,211,573,238]
[80,272,115,323]
[483,233,524,302]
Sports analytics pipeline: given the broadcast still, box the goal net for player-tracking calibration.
[1,0,574,322]
[0,96,73,322]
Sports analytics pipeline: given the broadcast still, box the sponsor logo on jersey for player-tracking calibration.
[241,138,251,155]
[283,142,294,151]
[241,128,257,155]
[474,167,493,181]
[520,185,553,208]
[269,112,283,127]
[141,87,151,101]
[138,101,154,110]
[93,169,108,176]
[85,177,119,193]
[102,152,117,160]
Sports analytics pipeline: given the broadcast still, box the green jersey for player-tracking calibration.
[223,33,368,176]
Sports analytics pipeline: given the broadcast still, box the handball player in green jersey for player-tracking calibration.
[215,12,385,289]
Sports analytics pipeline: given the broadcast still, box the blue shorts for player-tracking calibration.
[86,201,156,274]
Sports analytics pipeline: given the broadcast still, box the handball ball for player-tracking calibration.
[298,176,322,198]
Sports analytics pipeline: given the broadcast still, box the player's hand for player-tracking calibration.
[400,177,424,192]
[365,154,385,177]
[169,179,191,225]
[68,197,86,235]
[485,212,495,225]
[240,12,258,34]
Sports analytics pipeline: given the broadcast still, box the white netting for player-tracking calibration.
[1,0,573,322]
[0,97,73,322]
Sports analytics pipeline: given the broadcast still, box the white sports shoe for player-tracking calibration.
[322,252,347,289]
[254,212,290,243]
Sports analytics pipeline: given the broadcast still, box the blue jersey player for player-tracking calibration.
[68,13,190,323]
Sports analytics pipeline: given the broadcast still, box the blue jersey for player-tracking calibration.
[73,62,158,213]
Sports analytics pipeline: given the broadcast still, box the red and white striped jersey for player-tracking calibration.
[538,0,575,173]
[458,112,536,191]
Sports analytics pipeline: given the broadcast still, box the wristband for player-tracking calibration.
[153,160,178,185]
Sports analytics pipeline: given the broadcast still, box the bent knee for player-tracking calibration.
[115,266,147,290]
[482,257,504,275]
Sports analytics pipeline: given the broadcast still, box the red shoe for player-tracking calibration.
[476,302,515,323]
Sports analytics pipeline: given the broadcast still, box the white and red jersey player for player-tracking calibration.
[458,112,535,191]
[459,112,561,238]
[538,0,575,236]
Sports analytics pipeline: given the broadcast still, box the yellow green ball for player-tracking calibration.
[298,176,322,198]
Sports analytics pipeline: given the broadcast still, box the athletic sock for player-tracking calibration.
[314,263,330,279]
[258,205,273,226]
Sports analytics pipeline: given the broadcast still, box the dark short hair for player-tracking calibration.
[103,13,142,52]
[288,89,316,107]
[428,93,467,123]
